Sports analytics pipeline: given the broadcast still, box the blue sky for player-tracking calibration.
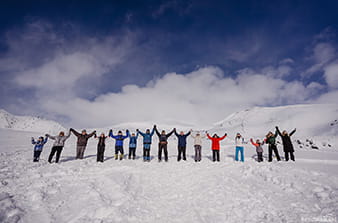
[0,0,338,128]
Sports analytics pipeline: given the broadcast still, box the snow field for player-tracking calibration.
[0,129,338,222]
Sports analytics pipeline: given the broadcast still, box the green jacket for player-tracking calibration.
[265,130,278,145]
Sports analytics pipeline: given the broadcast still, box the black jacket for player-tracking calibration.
[276,127,296,152]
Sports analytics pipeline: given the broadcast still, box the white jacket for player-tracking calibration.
[191,134,205,146]
[235,137,245,147]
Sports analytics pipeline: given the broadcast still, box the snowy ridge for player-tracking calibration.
[0,109,65,133]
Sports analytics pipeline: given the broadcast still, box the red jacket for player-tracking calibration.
[207,134,227,150]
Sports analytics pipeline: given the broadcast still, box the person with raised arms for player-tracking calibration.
[109,129,129,160]
[31,135,48,162]
[206,132,227,162]
[174,129,191,161]
[265,130,281,162]
[94,132,108,162]
[137,126,155,162]
[46,130,71,163]
[70,128,96,159]
[276,126,297,161]
[191,131,206,162]
[154,125,175,162]
[128,131,139,160]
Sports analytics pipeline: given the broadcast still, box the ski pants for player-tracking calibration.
[97,145,105,162]
[284,151,295,161]
[177,146,187,161]
[212,150,220,162]
[268,144,281,162]
[48,146,63,163]
[33,150,42,162]
[235,146,244,162]
[194,145,202,162]
[76,146,86,159]
[129,147,136,159]
[257,152,263,162]
[143,148,151,161]
[158,143,168,161]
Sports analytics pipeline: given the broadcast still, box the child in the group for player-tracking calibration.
[137,127,155,162]
[95,133,108,162]
[109,129,129,160]
[207,132,227,162]
[235,133,245,162]
[31,135,48,162]
[250,138,264,162]
[46,130,71,163]
[128,132,139,160]
[191,131,205,162]
[276,126,297,161]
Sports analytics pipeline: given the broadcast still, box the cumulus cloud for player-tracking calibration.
[323,62,338,89]
[33,66,321,128]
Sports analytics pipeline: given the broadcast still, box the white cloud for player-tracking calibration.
[34,66,321,128]
[323,62,338,89]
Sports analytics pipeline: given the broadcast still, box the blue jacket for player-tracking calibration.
[32,137,48,151]
[138,129,155,144]
[175,131,191,147]
[129,132,139,148]
[110,131,129,147]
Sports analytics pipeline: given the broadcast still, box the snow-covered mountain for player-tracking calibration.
[212,104,338,137]
[210,104,338,150]
[0,109,65,133]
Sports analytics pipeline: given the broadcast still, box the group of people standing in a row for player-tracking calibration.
[31,125,296,163]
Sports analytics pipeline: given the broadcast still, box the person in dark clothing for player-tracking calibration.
[154,125,175,162]
[109,129,129,160]
[174,129,191,161]
[31,135,48,162]
[138,127,155,162]
[265,130,281,162]
[70,128,96,159]
[95,133,108,162]
[46,130,71,163]
[276,126,297,161]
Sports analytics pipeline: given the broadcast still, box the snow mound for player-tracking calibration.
[0,109,64,133]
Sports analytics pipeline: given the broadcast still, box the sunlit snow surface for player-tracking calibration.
[1,104,338,223]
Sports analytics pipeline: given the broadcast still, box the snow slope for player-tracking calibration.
[0,109,64,133]
[211,104,338,150]
[0,105,338,223]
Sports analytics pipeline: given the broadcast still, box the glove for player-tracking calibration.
[136,129,139,132]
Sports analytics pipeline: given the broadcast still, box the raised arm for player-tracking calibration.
[46,134,56,140]
[154,125,161,137]
[219,133,227,140]
[70,128,81,137]
[123,130,129,139]
[289,128,296,136]
[206,133,212,140]
[150,127,155,136]
[31,137,36,145]
[185,131,191,137]
[174,128,179,137]
[65,130,71,139]
[275,127,282,137]
[87,131,96,138]
[138,129,145,137]
[43,136,48,144]
[166,129,175,138]
[250,138,258,147]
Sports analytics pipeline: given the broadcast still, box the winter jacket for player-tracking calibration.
[265,130,278,145]
[235,137,245,147]
[32,137,48,151]
[129,133,139,148]
[207,134,227,150]
[174,130,191,147]
[191,134,205,146]
[47,132,71,147]
[110,131,129,147]
[95,135,107,147]
[70,129,96,146]
[155,127,174,144]
[138,129,155,144]
[276,127,296,152]
[250,139,264,153]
